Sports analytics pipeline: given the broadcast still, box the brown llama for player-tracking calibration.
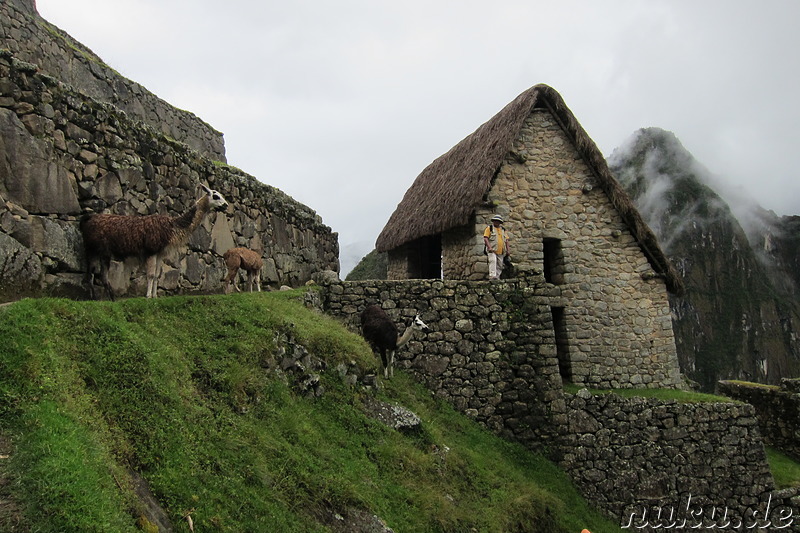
[80,183,228,300]
[221,247,263,294]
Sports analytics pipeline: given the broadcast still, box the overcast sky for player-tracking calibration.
[34,0,800,274]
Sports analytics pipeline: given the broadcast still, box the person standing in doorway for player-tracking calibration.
[483,214,510,279]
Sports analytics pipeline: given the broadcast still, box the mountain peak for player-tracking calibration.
[608,128,729,251]
[610,128,800,389]
[609,127,705,183]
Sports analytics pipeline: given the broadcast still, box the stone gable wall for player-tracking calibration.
[387,108,682,390]
[483,109,683,390]
[719,379,800,461]
[393,108,683,390]
[0,50,338,301]
[1,0,225,160]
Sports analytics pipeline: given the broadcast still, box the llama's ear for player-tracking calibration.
[198,183,211,194]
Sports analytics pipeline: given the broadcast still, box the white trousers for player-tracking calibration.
[487,252,504,279]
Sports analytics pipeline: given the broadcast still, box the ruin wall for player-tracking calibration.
[0,50,338,301]
[1,0,225,160]
[562,391,800,529]
[719,379,800,461]
[322,279,799,528]
[324,278,569,448]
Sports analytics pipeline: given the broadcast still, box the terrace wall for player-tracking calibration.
[719,379,800,461]
[323,279,799,527]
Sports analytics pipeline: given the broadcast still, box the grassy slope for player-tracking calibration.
[767,448,800,489]
[0,291,621,533]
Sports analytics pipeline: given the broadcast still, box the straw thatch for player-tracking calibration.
[375,84,684,295]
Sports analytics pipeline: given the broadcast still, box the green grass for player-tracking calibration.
[563,383,735,403]
[766,447,800,489]
[0,291,621,532]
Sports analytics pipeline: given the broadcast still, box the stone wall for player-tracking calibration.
[321,278,799,528]
[323,278,568,448]
[561,391,800,529]
[719,379,800,461]
[0,49,338,301]
[386,244,413,281]
[1,0,225,160]
[389,108,683,390]
[490,109,682,390]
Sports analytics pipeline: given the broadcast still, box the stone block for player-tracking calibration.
[0,109,80,214]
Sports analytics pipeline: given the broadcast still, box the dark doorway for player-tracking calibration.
[408,234,442,279]
[551,306,572,382]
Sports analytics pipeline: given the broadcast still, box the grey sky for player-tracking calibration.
[35,0,800,274]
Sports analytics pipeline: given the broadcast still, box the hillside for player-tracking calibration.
[608,128,800,390]
[0,290,619,532]
[345,250,387,281]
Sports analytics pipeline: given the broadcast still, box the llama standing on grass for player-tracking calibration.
[221,247,263,294]
[360,304,429,378]
[80,183,229,300]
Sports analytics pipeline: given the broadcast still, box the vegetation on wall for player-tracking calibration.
[0,291,620,532]
[561,383,735,404]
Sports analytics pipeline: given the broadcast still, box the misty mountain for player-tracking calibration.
[345,249,387,281]
[609,128,800,390]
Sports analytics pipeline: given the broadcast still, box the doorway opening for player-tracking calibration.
[408,234,442,279]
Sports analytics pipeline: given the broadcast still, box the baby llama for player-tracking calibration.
[80,183,229,300]
[221,247,263,294]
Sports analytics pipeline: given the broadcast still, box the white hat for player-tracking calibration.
[490,214,504,223]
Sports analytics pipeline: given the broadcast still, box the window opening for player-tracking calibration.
[543,238,565,285]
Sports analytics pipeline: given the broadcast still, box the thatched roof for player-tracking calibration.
[375,84,684,295]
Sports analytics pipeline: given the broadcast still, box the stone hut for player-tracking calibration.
[376,84,684,388]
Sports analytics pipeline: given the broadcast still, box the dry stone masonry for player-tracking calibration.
[391,106,684,391]
[322,278,800,528]
[0,49,338,301]
[0,0,225,160]
[324,278,568,447]
[719,379,800,461]
[483,109,682,390]
[562,391,792,530]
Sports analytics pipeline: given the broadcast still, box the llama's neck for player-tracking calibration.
[397,325,416,347]
[171,196,211,244]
